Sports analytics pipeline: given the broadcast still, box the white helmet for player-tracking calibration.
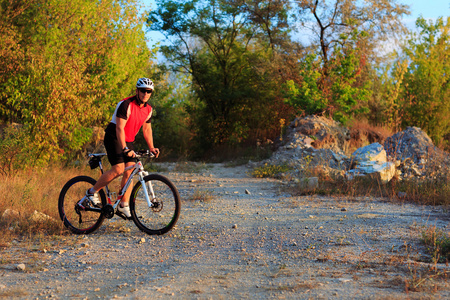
[136,78,154,90]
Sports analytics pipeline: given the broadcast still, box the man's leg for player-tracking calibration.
[119,161,135,207]
[79,163,124,207]
[92,163,125,192]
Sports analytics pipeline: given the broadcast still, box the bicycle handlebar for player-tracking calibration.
[88,150,155,159]
[134,150,156,159]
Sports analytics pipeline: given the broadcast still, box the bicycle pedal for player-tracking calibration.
[76,202,87,211]
[115,210,132,221]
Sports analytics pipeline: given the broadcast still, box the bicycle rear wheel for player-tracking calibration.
[130,174,180,235]
[58,176,106,234]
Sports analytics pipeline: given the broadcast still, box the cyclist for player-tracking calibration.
[78,77,160,219]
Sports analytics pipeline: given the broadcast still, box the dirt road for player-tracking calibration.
[1,163,449,299]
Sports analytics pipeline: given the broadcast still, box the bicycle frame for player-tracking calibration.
[91,153,156,209]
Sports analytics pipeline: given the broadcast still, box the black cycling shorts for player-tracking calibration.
[104,133,135,166]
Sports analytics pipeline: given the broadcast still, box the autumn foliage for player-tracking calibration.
[1,0,449,170]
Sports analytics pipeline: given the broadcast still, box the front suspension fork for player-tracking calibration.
[140,172,155,207]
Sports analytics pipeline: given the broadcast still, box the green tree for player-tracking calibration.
[398,17,450,145]
[282,53,327,116]
[148,0,293,155]
[0,0,31,121]
[283,30,371,124]
[280,0,408,125]
[328,30,371,124]
[135,70,194,159]
[0,0,154,167]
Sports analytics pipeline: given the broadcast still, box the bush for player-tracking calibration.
[251,163,292,178]
[421,226,450,263]
[0,123,33,176]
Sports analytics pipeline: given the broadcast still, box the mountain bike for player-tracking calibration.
[58,151,180,235]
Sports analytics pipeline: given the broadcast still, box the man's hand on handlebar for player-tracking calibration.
[150,147,160,158]
[123,148,136,158]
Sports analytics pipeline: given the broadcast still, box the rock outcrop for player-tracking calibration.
[384,126,439,163]
[259,116,449,185]
[283,115,350,154]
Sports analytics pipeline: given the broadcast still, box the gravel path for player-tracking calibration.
[1,163,449,299]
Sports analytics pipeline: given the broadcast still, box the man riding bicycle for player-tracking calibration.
[78,77,160,219]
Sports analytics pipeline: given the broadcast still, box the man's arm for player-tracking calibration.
[143,121,160,157]
[116,117,133,156]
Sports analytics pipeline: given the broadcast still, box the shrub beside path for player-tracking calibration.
[1,163,449,299]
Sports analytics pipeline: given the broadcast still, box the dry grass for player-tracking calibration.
[0,163,99,245]
[287,172,395,199]
[187,188,216,202]
[404,261,449,293]
[309,174,448,206]
[280,153,450,206]
[347,119,394,153]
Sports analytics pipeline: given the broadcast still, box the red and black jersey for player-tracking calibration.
[105,95,153,142]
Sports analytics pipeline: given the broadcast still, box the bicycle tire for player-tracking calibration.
[129,174,180,235]
[58,176,106,234]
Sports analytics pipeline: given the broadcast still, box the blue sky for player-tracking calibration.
[142,0,450,47]
[403,0,449,27]
[408,0,449,19]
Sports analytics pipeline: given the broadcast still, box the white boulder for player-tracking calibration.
[347,143,396,184]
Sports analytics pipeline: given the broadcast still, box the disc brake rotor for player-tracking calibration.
[151,200,163,212]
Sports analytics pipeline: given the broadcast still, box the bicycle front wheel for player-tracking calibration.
[58,176,106,234]
[130,174,180,235]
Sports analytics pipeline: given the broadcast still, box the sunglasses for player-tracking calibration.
[139,89,153,94]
